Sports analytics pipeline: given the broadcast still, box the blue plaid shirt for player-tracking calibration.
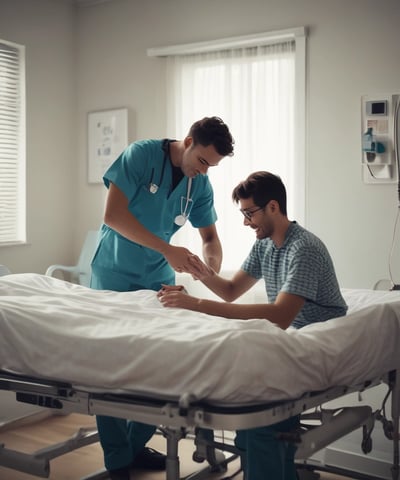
[241,222,347,328]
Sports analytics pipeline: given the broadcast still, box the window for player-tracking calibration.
[0,39,26,245]
[148,28,306,270]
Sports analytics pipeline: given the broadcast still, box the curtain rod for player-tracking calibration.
[147,27,306,57]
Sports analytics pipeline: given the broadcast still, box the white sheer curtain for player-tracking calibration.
[166,41,300,271]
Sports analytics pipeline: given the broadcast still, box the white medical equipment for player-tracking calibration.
[361,93,400,184]
[0,273,399,480]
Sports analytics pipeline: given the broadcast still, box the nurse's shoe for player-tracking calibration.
[132,447,167,470]
[107,466,130,480]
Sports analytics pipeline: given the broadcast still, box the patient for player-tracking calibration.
[158,170,347,480]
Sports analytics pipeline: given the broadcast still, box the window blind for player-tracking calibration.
[0,40,25,244]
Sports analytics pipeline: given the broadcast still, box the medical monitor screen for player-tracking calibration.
[366,100,387,116]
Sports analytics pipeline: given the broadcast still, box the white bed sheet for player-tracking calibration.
[0,273,399,405]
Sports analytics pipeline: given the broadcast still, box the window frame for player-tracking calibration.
[0,38,26,246]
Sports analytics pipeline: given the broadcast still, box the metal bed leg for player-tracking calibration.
[192,428,228,469]
[0,443,50,478]
[192,428,238,470]
[160,427,239,480]
[295,406,374,460]
[0,426,99,478]
[161,427,186,480]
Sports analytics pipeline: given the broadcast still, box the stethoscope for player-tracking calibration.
[174,177,192,226]
[148,139,193,226]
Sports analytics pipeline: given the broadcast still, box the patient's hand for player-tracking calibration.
[158,288,199,311]
[187,255,215,280]
[157,284,187,298]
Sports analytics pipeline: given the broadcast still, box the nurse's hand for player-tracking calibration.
[164,245,194,273]
[164,245,213,277]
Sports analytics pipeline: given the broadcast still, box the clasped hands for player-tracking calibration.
[157,283,200,310]
[158,247,214,309]
[165,245,214,280]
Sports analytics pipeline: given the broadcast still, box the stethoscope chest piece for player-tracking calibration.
[149,183,158,194]
[174,214,187,226]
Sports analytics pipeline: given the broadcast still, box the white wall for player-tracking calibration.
[305,1,400,288]
[0,0,77,273]
[1,0,400,289]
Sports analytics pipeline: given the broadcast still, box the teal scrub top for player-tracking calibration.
[91,139,217,291]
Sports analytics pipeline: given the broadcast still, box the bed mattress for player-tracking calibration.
[0,273,399,404]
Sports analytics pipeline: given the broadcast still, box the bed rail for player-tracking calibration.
[0,370,397,480]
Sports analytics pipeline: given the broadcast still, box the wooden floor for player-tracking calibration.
[0,413,352,480]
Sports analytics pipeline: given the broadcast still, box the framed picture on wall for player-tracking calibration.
[87,107,128,184]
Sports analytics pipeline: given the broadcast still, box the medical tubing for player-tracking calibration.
[182,177,193,216]
[367,163,378,179]
[388,207,400,288]
[378,384,392,420]
[381,99,400,290]
[394,98,400,205]
[388,99,400,288]
[149,140,169,192]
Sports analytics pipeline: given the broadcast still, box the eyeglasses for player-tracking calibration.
[240,206,265,220]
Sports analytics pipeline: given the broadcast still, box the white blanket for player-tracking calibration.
[0,273,399,404]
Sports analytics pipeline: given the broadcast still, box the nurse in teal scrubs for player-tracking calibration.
[90,117,234,480]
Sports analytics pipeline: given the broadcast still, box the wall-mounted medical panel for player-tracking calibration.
[361,94,400,184]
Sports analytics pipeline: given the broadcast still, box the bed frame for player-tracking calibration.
[0,269,398,479]
[0,369,398,480]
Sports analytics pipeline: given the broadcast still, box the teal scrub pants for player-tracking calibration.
[96,417,156,470]
[235,416,299,480]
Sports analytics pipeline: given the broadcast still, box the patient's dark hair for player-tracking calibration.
[232,171,287,215]
[188,117,234,157]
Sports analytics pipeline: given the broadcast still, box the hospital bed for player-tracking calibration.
[0,272,399,480]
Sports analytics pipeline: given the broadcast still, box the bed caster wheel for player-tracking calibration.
[192,452,205,463]
[362,424,373,454]
[362,435,372,454]
[383,419,394,440]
